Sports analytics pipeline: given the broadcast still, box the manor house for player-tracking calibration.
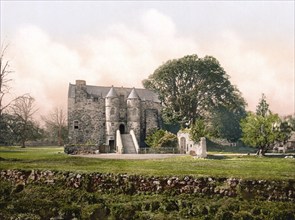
[68,80,162,152]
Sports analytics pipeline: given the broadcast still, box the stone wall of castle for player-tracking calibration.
[68,90,106,145]
[68,81,162,147]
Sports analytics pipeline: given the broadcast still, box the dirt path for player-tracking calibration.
[74,152,294,160]
[74,153,184,160]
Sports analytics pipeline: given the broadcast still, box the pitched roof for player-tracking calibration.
[68,83,160,103]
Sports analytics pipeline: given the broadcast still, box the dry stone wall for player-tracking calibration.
[1,169,294,202]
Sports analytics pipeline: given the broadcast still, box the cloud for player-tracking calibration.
[6,9,295,119]
[201,31,294,115]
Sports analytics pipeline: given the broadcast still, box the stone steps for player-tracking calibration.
[121,134,137,154]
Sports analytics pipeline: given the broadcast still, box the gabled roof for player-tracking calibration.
[68,83,160,103]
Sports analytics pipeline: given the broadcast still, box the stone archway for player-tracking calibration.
[180,137,186,154]
[119,124,125,134]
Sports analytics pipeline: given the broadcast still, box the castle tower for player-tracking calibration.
[105,86,119,148]
[127,88,141,142]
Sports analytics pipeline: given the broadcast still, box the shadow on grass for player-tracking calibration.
[206,155,229,160]
[0,157,22,162]
[264,154,295,159]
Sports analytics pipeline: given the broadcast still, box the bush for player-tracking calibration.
[145,129,178,148]
[158,132,178,148]
[145,129,165,147]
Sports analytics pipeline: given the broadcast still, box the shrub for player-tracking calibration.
[145,129,178,148]
[157,132,178,148]
[145,129,165,147]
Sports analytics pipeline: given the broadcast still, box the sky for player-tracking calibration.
[1,1,294,119]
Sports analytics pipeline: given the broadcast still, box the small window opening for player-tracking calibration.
[74,121,79,130]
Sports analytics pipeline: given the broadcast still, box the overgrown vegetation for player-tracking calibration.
[1,180,294,220]
[1,147,294,219]
[145,129,178,148]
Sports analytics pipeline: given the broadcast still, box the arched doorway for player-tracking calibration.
[180,137,186,154]
[119,124,125,134]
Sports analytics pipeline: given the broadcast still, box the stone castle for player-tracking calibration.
[68,80,162,152]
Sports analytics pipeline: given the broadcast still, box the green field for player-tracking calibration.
[1,146,295,219]
[0,146,294,180]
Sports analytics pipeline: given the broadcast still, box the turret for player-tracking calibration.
[127,88,141,142]
[105,86,119,147]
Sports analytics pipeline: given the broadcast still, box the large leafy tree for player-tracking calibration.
[209,105,246,142]
[143,54,246,127]
[240,94,292,155]
[240,113,280,155]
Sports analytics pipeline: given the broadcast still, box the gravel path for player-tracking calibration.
[74,152,294,160]
[75,153,184,160]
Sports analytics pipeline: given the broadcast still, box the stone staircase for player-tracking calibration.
[121,134,137,154]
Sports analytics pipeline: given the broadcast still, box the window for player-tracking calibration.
[110,107,115,115]
[93,97,98,102]
[74,121,79,130]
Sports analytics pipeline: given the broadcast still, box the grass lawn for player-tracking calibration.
[0,146,294,180]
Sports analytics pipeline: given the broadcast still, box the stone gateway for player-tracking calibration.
[68,80,162,152]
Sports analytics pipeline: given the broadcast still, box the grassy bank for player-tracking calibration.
[1,180,294,220]
[1,146,294,219]
[0,146,294,180]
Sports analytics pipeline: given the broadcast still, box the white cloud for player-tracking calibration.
[6,9,294,119]
[203,30,294,115]
[142,8,176,37]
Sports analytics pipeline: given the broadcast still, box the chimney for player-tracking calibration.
[76,80,86,86]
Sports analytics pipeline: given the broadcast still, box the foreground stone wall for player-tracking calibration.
[1,170,294,202]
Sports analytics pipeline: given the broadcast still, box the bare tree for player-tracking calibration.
[11,94,39,147]
[42,107,67,146]
[0,43,13,117]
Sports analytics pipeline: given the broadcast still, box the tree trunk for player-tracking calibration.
[256,147,266,156]
[58,126,63,146]
[21,140,26,148]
